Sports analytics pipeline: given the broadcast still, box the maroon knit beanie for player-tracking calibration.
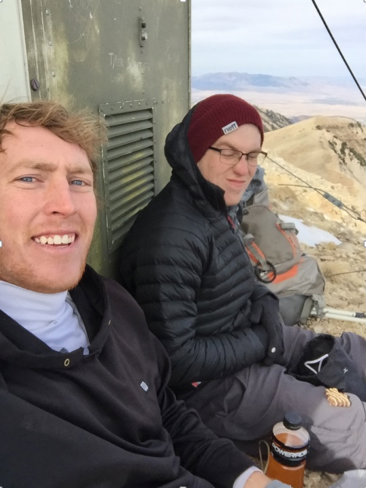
[187,94,264,163]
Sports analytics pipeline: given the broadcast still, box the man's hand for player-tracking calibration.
[244,471,272,487]
[244,471,292,487]
[250,293,285,365]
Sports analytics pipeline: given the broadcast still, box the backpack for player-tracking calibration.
[240,188,325,326]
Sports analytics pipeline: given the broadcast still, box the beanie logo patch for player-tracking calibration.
[222,121,238,135]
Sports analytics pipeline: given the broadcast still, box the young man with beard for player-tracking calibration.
[0,101,287,488]
[119,94,366,474]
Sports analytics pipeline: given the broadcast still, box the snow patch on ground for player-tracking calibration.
[280,215,341,247]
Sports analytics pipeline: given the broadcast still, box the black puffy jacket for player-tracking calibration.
[119,107,272,387]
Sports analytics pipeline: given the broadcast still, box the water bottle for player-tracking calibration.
[265,412,310,488]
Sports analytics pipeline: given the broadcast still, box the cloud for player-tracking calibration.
[191,0,366,79]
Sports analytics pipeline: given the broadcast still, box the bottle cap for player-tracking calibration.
[283,411,303,430]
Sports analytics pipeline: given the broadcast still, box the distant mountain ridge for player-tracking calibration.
[191,71,366,123]
[256,107,293,132]
[192,72,309,91]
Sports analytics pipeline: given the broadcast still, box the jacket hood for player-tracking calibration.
[164,106,227,214]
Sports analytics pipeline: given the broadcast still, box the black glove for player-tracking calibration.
[250,293,285,365]
[290,334,366,401]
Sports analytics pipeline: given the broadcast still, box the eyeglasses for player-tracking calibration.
[209,146,267,167]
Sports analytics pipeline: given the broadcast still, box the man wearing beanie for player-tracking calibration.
[119,94,366,477]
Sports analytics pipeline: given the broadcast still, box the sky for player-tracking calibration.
[191,0,366,83]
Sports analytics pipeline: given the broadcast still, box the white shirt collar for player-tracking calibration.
[0,280,89,353]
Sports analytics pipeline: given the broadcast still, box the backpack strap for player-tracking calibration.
[243,233,277,283]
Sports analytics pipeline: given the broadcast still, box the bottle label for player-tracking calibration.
[271,437,308,467]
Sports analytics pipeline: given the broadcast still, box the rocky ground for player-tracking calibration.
[259,147,366,487]
[302,234,365,488]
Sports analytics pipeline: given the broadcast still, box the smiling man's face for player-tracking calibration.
[0,122,97,293]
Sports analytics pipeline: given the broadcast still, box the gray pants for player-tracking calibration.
[179,325,366,473]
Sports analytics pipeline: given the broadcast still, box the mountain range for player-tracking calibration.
[192,72,310,91]
[191,72,366,123]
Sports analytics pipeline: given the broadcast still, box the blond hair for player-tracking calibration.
[0,101,107,175]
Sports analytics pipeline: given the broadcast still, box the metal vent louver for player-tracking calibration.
[100,101,155,252]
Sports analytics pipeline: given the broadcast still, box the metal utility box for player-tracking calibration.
[0,0,191,278]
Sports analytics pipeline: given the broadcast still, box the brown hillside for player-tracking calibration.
[257,106,293,132]
[263,116,366,211]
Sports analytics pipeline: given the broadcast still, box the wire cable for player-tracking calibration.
[326,269,366,278]
[267,155,366,223]
[310,0,366,102]
[311,0,366,100]
[277,183,365,222]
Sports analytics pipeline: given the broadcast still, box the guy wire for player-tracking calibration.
[266,154,366,223]
[326,269,366,278]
